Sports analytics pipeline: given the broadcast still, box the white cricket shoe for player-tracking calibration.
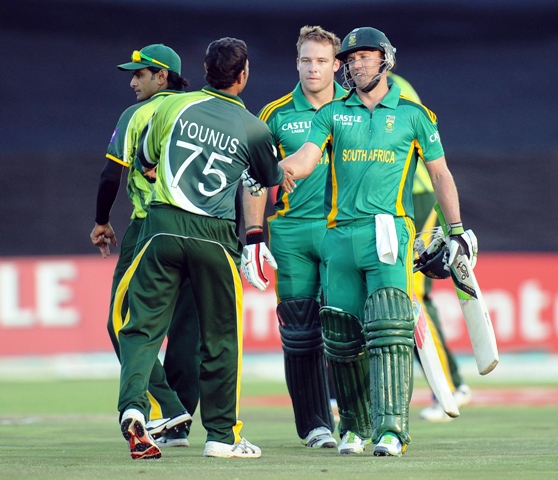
[419,402,453,422]
[203,438,261,458]
[121,408,161,460]
[155,430,189,448]
[454,384,472,408]
[302,427,337,448]
[420,384,472,422]
[374,432,404,457]
[146,411,192,439]
[338,430,371,454]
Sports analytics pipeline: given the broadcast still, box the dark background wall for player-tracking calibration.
[1,0,557,255]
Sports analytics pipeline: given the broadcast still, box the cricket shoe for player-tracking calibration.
[338,430,372,454]
[203,438,261,458]
[374,432,405,457]
[454,384,472,408]
[146,411,192,439]
[419,401,453,422]
[121,408,161,460]
[302,427,337,448]
[155,429,189,448]
[420,385,472,422]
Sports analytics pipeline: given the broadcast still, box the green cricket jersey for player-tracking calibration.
[259,81,346,219]
[306,82,444,227]
[138,86,284,221]
[388,73,434,195]
[106,90,182,219]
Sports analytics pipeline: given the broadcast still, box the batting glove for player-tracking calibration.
[447,223,478,269]
[241,169,266,197]
[241,229,277,291]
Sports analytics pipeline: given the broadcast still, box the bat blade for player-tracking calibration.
[449,254,499,375]
[413,297,460,418]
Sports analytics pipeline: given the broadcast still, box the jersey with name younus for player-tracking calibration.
[306,82,444,228]
[258,81,346,220]
[106,90,182,219]
[138,86,284,221]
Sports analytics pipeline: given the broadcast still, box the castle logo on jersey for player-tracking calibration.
[342,149,395,163]
[385,115,396,133]
[333,114,362,126]
[282,121,311,133]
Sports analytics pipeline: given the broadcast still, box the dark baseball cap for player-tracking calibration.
[117,44,181,75]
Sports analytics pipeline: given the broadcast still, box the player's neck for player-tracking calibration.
[302,84,335,110]
[356,81,388,111]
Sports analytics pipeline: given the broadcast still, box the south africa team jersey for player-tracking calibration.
[106,90,182,219]
[307,83,444,227]
[258,81,346,220]
[138,86,284,221]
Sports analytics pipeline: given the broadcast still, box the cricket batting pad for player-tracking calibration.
[278,298,334,438]
[320,306,372,440]
[364,288,414,445]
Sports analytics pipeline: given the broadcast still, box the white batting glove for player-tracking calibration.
[447,223,478,269]
[241,230,277,291]
[241,169,267,197]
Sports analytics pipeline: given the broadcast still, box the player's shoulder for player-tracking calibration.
[258,92,294,122]
[115,101,144,126]
[398,96,438,124]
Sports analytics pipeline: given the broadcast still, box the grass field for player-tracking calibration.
[1,378,557,480]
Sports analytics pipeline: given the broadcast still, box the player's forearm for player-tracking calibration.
[425,156,461,225]
[431,171,461,225]
[95,160,123,224]
[279,142,321,179]
[242,188,268,230]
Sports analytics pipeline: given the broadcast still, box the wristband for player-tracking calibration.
[246,229,264,245]
[448,222,465,236]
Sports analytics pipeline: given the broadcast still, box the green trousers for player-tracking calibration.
[107,217,200,419]
[118,205,244,444]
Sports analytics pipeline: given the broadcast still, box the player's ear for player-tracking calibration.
[333,58,341,73]
[157,69,169,85]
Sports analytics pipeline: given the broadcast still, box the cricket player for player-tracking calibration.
[116,37,288,460]
[90,44,198,449]
[279,27,477,456]
[389,72,472,422]
[242,25,344,451]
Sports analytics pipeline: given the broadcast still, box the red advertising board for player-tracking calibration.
[0,254,557,356]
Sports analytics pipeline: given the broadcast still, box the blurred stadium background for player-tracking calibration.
[0,0,557,386]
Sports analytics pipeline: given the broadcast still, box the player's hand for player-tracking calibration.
[241,230,277,291]
[447,223,478,268]
[90,222,117,258]
[241,169,266,197]
[143,166,157,183]
[280,164,296,193]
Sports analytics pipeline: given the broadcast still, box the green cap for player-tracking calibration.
[117,44,181,75]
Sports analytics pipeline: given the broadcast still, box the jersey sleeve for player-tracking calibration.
[106,107,135,167]
[246,118,284,187]
[305,104,333,151]
[414,106,445,162]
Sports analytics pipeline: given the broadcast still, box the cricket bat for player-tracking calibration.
[413,295,460,417]
[434,204,499,375]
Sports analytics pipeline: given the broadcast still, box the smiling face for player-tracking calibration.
[297,40,340,97]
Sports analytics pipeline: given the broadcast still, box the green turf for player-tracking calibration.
[1,379,557,479]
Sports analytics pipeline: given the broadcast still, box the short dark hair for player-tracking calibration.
[147,67,189,91]
[204,37,248,90]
